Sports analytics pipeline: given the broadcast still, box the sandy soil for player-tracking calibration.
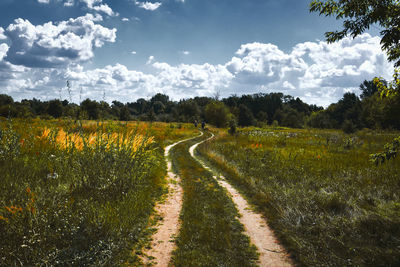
[142,133,202,266]
[217,178,293,266]
[190,133,293,267]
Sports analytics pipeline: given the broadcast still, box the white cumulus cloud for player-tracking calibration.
[80,0,118,16]
[0,33,394,106]
[146,55,155,64]
[36,0,117,16]
[0,43,9,61]
[150,61,233,97]
[64,0,74,7]
[92,4,117,16]
[135,1,162,11]
[4,14,116,68]
[224,34,393,106]
[0,27,6,40]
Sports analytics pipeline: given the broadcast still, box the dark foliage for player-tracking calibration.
[308,79,400,131]
[1,85,399,131]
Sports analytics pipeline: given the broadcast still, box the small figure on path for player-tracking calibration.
[201,121,205,130]
[194,120,198,128]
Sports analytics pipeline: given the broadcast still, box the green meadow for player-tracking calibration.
[1,117,399,266]
[198,127,400,266]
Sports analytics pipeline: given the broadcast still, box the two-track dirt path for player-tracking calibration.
[144,131,292,266]
[142,133,202,266]
[189,132,293,267]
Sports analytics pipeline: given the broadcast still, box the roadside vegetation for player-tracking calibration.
[198,127,400,266]
[170,132,258,266]
[0,118,196,265]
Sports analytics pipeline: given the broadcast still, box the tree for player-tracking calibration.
[0,94,14,106]
[337,93,363,127]
[0,95,15,117]
[119,106,131,121]
[256,111,268,123]
[111,100,124,118]
[178,100,200,122]
[310,0,400,67]
[147,107,156,122]
[47,100,63,118]
[152,101,165,114]
[360,79,382,99]
[238,104,255,126]
[372,70,400,163]
[205,102,231,128]
[30,98,47,116]
[265,93,284,124]
[281,107,304,128]
[375,69,400,98]
[307,110,333,128]
[112,100,124,108]
[81,99,100,120]
[99,101,114,119]
[150,93,169,105]
[342,119,357,134]
[134,98,148,114]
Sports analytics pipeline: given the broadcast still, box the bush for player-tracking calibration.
[228,119,237,135]
[204,102,231,128]
[342,120,356,134]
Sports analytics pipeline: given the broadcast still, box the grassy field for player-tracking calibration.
[198,127,400,266]
[0,118,197,265]
[170,132,258,266]
[2,117,399,266]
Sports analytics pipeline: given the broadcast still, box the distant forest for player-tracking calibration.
[1,79,399,133]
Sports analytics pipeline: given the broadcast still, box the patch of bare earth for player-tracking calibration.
[217,178,293,266]
[190,133,293,267]
[142,134,201,266]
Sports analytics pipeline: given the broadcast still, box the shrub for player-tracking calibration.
[342,119,356,134]
[228,119,237,135]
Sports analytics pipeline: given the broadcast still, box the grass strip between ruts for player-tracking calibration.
[169,131,258,266]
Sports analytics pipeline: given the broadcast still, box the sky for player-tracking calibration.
[0,0,394,106]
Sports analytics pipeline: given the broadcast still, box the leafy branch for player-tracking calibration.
[310,0,400,67]
[371,136,400,165]
[371,69,400,164]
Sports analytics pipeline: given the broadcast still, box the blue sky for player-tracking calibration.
[0,0,393,106]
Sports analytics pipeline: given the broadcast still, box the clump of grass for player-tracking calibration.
[170,133,258,266]
[0,119,197,265]
[197,127,400,266]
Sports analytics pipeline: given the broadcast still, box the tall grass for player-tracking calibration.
[198,127,400,266]
[0,119,197,265]
[170,132,258,266]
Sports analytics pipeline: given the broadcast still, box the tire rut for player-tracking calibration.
[142,133,203,266]
[189,132,293,267]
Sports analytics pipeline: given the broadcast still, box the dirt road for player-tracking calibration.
[189,132,293,267]
[142,133,202,266]
[144,131,292,266]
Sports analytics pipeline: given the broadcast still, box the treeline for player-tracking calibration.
[0,92,322,127]
[308,80,400,132]
[1,79,399,132]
